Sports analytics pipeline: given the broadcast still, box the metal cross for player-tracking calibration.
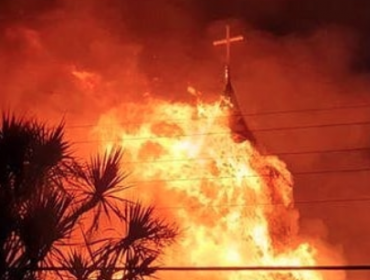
[213,25,244,65]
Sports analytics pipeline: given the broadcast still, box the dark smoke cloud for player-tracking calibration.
[1,1,370,279]
[0,0,148,121]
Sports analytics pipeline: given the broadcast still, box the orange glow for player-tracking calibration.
[92,96,345,280]
[71,67,101,91]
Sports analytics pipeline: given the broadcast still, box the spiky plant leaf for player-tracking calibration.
[83,149,128,198]
[122,203,178,248]
[31,121,70,167]
[0,114,73,203]
[102,203,178,280]
[75,148,132,233]
[0,114,34,198]
[59,250,94,280]
[17,188,74,268]
[0,113,179,280]
[121,252,157,280]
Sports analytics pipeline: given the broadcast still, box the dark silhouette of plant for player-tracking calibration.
[0,114,178,280]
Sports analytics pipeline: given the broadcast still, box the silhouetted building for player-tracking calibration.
[220,65,256,144]
[214,25,256,144]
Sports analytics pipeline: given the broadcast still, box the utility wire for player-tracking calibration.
[112,146,370,166]
[125,167,370,185]
[7,265,370,271]
[65,103,370,129]
[156,265,370,271]
[275,146,370,156]
[4,105,370,275]
[70,120,370,144]
[153,196,370,211]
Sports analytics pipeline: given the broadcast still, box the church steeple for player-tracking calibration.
[213,25,242,106]
[213,25,256,144]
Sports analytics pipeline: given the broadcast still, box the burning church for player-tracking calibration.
[213,25,256,144]
[92,26,346,280]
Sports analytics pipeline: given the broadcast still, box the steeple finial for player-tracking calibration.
[213,25,244,84]
[213,25,256,144]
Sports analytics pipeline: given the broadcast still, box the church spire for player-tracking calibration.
[213,25,256,144]
[213,25,243,102]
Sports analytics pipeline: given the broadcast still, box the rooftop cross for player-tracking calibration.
[213,26,255,144]
[213,25,244,66]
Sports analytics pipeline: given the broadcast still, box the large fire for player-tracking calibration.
[90,94,345,280]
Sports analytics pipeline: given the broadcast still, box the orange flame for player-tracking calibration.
[92,96,346,280]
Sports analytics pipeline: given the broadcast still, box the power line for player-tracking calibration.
[125,167,370,185]
[291,167,370,176]
[155,265,370,271]
[8,265,370,271]
[73,147,370,209]
[276,146,370,156]
[113,147,370,166]
[153,196,370,211]
[124,168,370,210]
[70,120,370,144]
[255,120,370,132]
[65,103,370,129]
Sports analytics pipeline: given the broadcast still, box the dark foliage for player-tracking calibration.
[0,114,178,280]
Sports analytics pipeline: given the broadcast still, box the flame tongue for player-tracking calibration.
[94,97,339,280]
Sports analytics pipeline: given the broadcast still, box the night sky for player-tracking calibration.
[1,1,370,279]
[1,0,370,75]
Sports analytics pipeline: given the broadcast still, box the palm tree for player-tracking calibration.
[0,113,178,280]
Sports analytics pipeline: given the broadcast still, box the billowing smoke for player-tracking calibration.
[1,1,370,279]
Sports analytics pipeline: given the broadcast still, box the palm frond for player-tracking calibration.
[29,120,71,170]
[24,120,74,197]
[0,193,14,244]
[0,113,179,280]
[3,232,23,267]
[0,115,87,280]
[123,254,157,280]
[87,203,177,280]
[110,203,178,271]
[17,188,74,267]
[60,250,94,280]
[93,243,119,280]
[84,148,128,199]
[0,114,74,202]
[0,113,33,196]
[75,148,132,233]
[122,203,178,247]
